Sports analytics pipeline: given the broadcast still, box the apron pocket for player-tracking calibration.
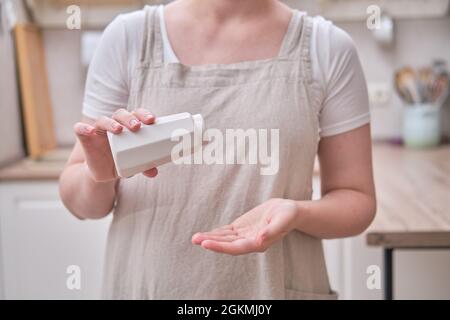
[285,288,338,300]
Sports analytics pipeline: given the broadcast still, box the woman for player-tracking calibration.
[60,0,376,299]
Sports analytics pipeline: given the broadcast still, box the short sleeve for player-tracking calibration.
[312,18,370,137]
[82,15,130,120]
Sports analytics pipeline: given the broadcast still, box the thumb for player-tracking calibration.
[74,122,96,142]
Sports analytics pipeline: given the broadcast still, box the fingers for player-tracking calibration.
[199,227,237,237]
[192,225,236,245]
[75,119,122,142]
[94,116,123,135]
[112,108,142,132]
[193,218,288,255]
[74,122,96,138]
[133,108,155,125]
[192,233,243,245]
[215,224,234,231]
[142,167,158,178]
[200,238,258,256]
[76,108,154,140]
[193,223,259,255]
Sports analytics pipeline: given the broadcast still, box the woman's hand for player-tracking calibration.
[73,108,159,182]
[192,198,299,255]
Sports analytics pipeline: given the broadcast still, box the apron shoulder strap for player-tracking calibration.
[279,11,314,83]
[139,5,163,68]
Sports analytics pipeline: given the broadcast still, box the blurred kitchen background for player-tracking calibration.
[0,0,449,299]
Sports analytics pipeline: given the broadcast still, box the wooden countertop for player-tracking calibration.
[0,148,70,181]
[367,144,450,248]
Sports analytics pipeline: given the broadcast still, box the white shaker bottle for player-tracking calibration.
[108,112,204,178]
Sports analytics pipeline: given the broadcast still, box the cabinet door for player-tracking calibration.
[0,181,111,299]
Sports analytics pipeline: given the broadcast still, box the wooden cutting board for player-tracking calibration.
[14,23,56,159]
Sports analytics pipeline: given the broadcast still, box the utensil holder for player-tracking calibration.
[402,103,441,148]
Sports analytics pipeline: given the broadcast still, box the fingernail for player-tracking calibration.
[130,119,140,127]
[144,114,154,121]
[82,125,93,134]
[112,122,120,130]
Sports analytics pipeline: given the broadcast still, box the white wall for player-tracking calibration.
[44,30,85,146]
[43,2,450,145]
[338,17,450,140]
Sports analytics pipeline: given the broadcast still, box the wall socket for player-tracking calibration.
[368,82,391,106]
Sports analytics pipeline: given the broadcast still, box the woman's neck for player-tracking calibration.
[185,0,278,23]
[164,0,293,65]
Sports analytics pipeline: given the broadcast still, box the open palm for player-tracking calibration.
[192,199,299,255]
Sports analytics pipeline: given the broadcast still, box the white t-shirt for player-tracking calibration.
[83,5,370,137]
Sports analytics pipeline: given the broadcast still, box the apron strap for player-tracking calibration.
[299,16,314,83]
[139,5,163,68]
[278,11,313,83]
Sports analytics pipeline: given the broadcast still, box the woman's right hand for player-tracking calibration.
[73,108,159,182]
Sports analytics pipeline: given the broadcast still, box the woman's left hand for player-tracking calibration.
[192,198,299,255]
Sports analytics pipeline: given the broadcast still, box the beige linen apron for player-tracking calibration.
[102,6,336,300]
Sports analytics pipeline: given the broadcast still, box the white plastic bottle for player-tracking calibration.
[107,112,204,178]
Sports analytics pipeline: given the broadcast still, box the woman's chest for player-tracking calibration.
[131,74,320,161]
[164,12,292,66]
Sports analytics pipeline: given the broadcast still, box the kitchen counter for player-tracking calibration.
[367,143,450,246]
[366,143,450,300]
[0,148,70,181]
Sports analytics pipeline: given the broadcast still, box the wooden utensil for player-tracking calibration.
[14,23,56,159]
[395,67,421,104]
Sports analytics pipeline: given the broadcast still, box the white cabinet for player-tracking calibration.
[0,181,111,299]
